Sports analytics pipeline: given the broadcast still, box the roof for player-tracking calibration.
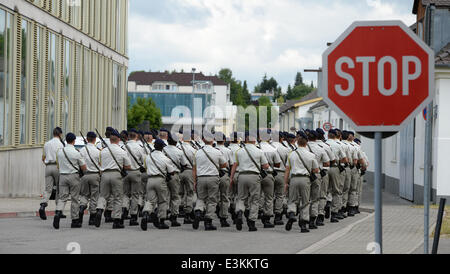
[279,90,321,113]
[128,71,228,86]
[436,42,450,66]
[309,100,328,111]
[413,0,450,14]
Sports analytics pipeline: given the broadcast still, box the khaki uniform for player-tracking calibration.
[342,140,357,208]
[163,145,187,216]
[79,143,101,214]
[96,144,131,219]
[179,142,196,214]
[42,138,64,204]
[194,145,226,220]
[56,145,86,219]
[139,141,153,207]
[286,147,319,222]
[228,143,241,206]
[122,140,146,215]
[270,142,290,215]
[327,139,347,213]
[143,150,176,219]
[235,144,268,221]
[217,145,234,218]
[308,141,331,217]
[259,142,281,217]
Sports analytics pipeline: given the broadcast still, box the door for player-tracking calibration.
[399,120,415,201]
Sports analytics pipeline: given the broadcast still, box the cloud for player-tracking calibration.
[128,0,416,91]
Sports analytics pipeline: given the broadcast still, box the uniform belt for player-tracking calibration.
[149,175,165,178]
[85,171,100,175]
[45,163,57,166]
[198,175,219,178]
[103,169,120,173]
[292,174,309,178]
[239,171,260,175]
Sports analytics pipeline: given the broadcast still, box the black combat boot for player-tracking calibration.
[235,211,244,231]
[336,211,345,220]
[129,214,139,226]
[316,215,325,226]
[179,206,186,218]
[79,205,87,225]
[184,214,194,225]
[150,212,159,228]
[244,209,250,220]
[355,206,361,214]
[285,212,297,231]
[39,203,47,220]
[88,214,96,226]
[347,206,355,217]
[95,209,103,228]
[141,212,149,231]
[138,205,143,218]
[71,219,82,228]
[192,210,202,230]
[299,220,310,233]
[339,208,347,218]
[121,207,129,223]
[257,210,263,220]
[282,206,288,218]
[53,210,62,230]
[309,217,318,229]
[60,213,67,219]
[248,220,258,232]
[170,215,181,227]
[324,201,331,219]
[220,217,230,228]
[274,213,284,225]
[330,212,339,223]
[112,218,125,229]
[262,216,275,228]
[205,219,217,231]
[158,218,170,229]
[215,205,221,218]
[104,210,113,223]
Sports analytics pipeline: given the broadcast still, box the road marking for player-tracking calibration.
[296,212,374,254]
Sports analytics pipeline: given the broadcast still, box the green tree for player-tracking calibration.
[295,72,303,87]
[218,68,250,106]
[286,84,314,100]
[127,96,162,129]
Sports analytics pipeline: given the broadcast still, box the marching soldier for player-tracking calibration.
[96,127,115,223]
[192,131,227,231]
[354,138,368,213]
[347,132,366,215]
[139,131,154,216]
[53,133,87,229]
[305,130,330,229]
[258,130,281,228]
[341,131,358,217]
[79,132,101,226]
[163,132,187,227]
[284,131,319,233]
[39,127,65,220]
[141,139,176,231]
[215,132,234,227]
[230,131,269,232]
[228,132,242,223]
[122,129,146,226]
[94,129,131,229]
[179,130,197,224]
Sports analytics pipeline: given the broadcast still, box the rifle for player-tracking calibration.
[139,135,154,154]
[80,131,101,174]
[80,132,88,145]
[120,136,146,173]
[95,129,128,178]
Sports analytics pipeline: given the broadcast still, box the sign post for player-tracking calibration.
[322,21,434,254]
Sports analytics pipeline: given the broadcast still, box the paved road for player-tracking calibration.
[0,213,369,254]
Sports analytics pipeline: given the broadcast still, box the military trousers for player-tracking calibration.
[80,173,100,214]
[309,178,321,218]
[218,173,230,218]
[140,172,149,207]
[342,167,352,209]
[167,173,181,215]
[143,176,168,219]
[273,171,285,214]
[287,176,311,222]
[318,173,329,216]
[235,173,261,222]
[56,173,81,220]
[97,171,124,219]
[180,169,195,214]
[259,174,275,216]
[348,167,360,207]
[357,172,364,206]
[194,176,220,220]
[42,164,60,204]
[328,167,343,213]
[122,170,141,215]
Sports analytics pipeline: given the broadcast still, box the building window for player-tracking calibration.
[48,32,57,140]
[19,19,29,144]
[34,26,44,144]
[0,10,12,146]
[82,48,91,132]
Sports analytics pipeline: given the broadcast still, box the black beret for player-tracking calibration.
[160,128,169,133]
[110,129,121,138]
[86,132,97,139]
[129,128,138,134]
[106,127,114,133]
[66,133,76,143]
[348,131,355,136]
[329,129,338,135]
[120,130,128,137]
[297,131,308,140]
[310,130,320,138]
[154,139,166,147]
[354,138,361,144]
[287,133,296,139]
[316,128,325,136]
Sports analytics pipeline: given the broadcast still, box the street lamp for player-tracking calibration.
[192,68,196,131]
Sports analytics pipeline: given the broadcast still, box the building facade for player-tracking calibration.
[128,71,235,134]
[0,0,129,197]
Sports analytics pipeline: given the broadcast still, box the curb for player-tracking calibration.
[0,210,87,219]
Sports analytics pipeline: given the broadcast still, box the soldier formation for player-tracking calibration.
[39,126,369,233]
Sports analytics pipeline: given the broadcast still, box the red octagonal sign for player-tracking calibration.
[322,21,434,132]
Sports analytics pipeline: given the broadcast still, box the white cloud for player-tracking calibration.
[129,0,416,91]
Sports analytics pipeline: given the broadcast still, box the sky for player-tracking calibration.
[128,0,416,93]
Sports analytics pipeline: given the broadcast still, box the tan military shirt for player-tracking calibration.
[180,142,197,169]
[286,147,319,176]
[100,143,131,172]
[307,141,330,169]
[43,137,64,164]
[235,143,268,173]
[195,145,226,176]
[123,140,146,170]
[260,142,281,173]
[57,145,86,174]
[80,143,101,173]
[145,150,176,177]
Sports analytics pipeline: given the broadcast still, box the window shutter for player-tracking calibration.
[72,44,77,132]
[58,0,62,19]
[14,15,23,146]
[43,29,49,142]
[58,35,64,128]
[31,23,38,144]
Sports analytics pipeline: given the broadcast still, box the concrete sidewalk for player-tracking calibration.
[0,197,72,218]
[297,182,442,254]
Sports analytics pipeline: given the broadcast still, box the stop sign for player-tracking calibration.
[322,21,434,132]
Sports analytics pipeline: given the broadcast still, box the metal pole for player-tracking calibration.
[424,103,433,254]
[192,69,196,131]
[432,198,447,254]
[374,131,383,254]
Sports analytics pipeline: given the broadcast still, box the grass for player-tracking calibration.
[412,205,450,238]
